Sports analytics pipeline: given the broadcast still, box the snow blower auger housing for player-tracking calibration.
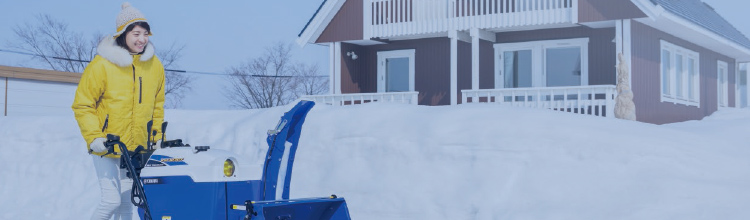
[122,101,351,220]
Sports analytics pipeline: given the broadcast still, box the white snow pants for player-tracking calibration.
[90,155,134,220]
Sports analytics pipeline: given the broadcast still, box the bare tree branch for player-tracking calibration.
[224,42,328,109]
[10,14,94,73]
[9,14,192,108]
[290,63,328,96]
[155,41,191,108]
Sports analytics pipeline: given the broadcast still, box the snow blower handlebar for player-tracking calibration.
[102,134,153,220]
[158,121,189,148]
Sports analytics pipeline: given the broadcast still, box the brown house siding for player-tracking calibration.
[341,27,616,106]
[341,38,454,105]
[341,37,496,106]
[480,39,495,90]
[631,21,735,124]
[578,0,646,23]
[495,26,617,85]
[340,43,366,93]
[317,0,363,43]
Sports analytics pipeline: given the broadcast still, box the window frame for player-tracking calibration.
[376,49,416,93]
[717,60,729,108]
[660,40,700,107]
[494,38,589,88]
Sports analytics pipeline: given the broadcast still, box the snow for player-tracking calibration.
[1,103,749,219]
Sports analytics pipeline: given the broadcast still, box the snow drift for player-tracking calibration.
[1,103,748,219]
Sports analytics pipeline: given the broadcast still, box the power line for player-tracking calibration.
[0,48,90,63]
[0,48,327,77]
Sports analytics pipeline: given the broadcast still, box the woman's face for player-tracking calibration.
[125,25,149,53]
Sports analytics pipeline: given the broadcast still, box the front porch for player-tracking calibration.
[302,92,420,106]
[303,85,616,118]
[462,85,616,117]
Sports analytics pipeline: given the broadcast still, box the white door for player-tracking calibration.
[377,50,415,93]
[495,38,589,89]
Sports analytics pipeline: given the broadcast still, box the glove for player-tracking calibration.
[156,140,163,149]
[89,138,107,153]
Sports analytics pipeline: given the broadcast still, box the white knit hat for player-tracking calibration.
[113,2,150,37]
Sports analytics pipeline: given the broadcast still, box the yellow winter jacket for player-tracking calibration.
[72,37,165,158]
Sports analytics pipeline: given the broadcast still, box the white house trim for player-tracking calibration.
[616,20,623,80]
[659,40,701,107]
[624,19,633,87]
[470,28,496,43]
[454,31,472,43]
[629,0,665,21]
[718,60,729,108]
[449,30,459,105]
[329,43,334,94]
[296,0,346,47]
[734,63,742,108]
[615,19,634,85]
[331,42,342,94]
[472,33,480,90]
[571,0,579,24]
[363,0,372,40]
[470,28,497,91]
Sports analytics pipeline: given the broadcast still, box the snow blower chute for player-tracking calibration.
[102,101,351,220]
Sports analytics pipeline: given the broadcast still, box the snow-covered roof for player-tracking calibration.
[650,0,750,49]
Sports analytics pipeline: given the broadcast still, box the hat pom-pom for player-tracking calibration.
[122,2,131,9]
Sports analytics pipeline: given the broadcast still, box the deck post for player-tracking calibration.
[449,30,459,105]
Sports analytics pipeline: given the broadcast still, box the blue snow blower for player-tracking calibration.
[101,101,351,220]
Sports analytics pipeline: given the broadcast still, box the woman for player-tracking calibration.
[72,2,165,219]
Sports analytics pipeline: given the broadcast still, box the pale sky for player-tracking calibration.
[0,0,746,109]
[0,0,328,110]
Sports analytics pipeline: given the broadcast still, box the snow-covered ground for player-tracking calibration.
[1,103,749,219]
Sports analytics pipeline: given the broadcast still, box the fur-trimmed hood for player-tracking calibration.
[96,36,155,67]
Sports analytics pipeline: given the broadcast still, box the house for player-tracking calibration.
[0,65,80,116]
[297,0,750,124]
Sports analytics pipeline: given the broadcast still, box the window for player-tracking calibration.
[495,38,589,88]
[718,61,729,107]
[660,40,700,106]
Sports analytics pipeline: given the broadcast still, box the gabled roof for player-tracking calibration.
[650,0,750,49]
[296,0,345,47]
[298,0,328,38]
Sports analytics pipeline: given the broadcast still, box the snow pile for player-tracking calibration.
[1,103,749,219]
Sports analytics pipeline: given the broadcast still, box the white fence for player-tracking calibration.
[301,92,420,106]
[461,85,616,117]
[366,0,577,38]
[2,78,77,116]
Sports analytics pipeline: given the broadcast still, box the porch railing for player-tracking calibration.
[366,0,577,39]
[461,85,616,118]
[301,92,420,106]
